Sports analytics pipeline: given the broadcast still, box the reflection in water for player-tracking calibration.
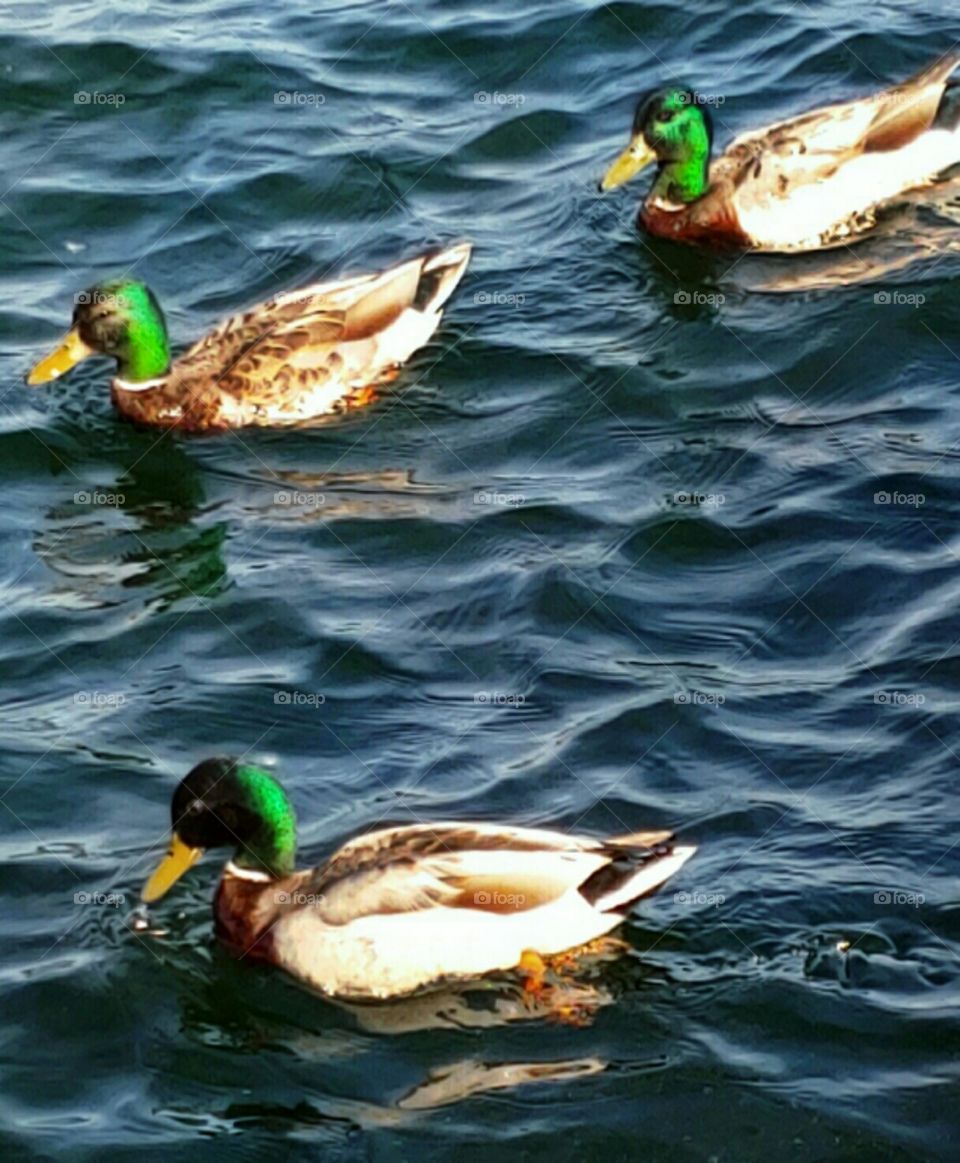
[32,441,228,613]
[396,1054,606,1110]
[206,1054,606,1131]
[337,975,614,1035]
[256,467,457,524]
[150,930,618,1116]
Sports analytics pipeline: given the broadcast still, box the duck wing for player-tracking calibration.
[724,50,960,173]
[705,53,960,251]
[305,822,684,925]
[168,244,471,422]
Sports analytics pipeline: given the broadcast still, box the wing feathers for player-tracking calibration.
[308,823,692,926]
[341,259,423,341]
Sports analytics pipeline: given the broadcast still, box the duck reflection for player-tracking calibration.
[335,972,615,1035]
[261,466,455,525]
[396,1053,606,1110]
[32,440,228,612]
[209,1054,607,1129]
[151,934,618,1114]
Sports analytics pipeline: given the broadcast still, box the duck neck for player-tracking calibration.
[652,152,711,204]
[231,764,298,878]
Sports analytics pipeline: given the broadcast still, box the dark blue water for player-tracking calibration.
[2,2,959,1159]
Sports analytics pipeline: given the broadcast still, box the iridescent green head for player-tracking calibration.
[600,87,713,203]
[142,758,298,903]
[27,278,171,386]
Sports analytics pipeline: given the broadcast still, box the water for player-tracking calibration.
[2,1,959,1159]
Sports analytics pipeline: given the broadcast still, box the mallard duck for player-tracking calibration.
[599,53,960,251]
[27,244,471,430]
[141,758,696,1000]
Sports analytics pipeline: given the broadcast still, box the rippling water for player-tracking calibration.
[2,1,959,1159]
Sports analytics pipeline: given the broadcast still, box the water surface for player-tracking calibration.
[1,2,959,1159]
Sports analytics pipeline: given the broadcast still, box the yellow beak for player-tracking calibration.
[142,833,204,903]
[599,136,658,192]
[27,326,96,385]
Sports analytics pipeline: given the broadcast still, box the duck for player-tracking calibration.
[140,758,696,1001]
[599,53,960,252]
[26,244,471,430]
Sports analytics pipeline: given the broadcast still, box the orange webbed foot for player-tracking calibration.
[518,950,547,998]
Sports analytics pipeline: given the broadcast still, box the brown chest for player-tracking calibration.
[640,198,750,250]
[213,876,278,964]
[111,381,230,432]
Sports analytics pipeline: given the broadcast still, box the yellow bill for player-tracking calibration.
[600,136,657,192]
[142,833,204,903]
[27,327,96,386]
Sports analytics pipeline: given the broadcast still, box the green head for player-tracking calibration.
[142,758,298,903]
[27,278,171,386]
[600,87,713,203]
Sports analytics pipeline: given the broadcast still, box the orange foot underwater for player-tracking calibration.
[518,937,628,1026]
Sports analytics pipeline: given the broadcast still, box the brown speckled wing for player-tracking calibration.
[297,823,604,925]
